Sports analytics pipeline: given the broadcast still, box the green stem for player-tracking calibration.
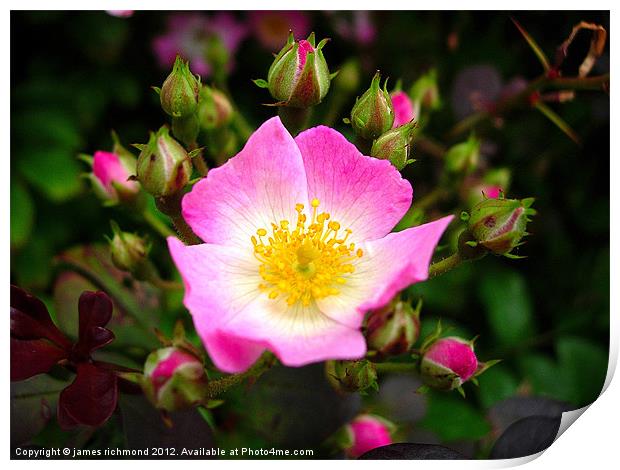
[373,362,418,374]
[203,352,276,398]
[155,194,202,246]
[428,252,463,279]
[278,107,311,136]
[143,210,175,238]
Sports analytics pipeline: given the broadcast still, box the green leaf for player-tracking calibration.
[11,374,69,446]
[557,336,607,406]
[17,146,84,202]
[252,79,269,88]
[10,180,35,250]
[518,353,570,401]
[478,266,534,347]
[418,392,491,442]
[476,364,519,409]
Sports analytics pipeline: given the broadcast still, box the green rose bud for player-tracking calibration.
[108,222,149,275]
[370,122,416,170]
[466,196,536,256]
[159,56,201,118]
[350,71,394,140]
[326,359,378,394]
[261,32,332,108]
[366,299,421,358]
[445,134,480,175]
[136,127,192,197]
[409,68,441,111]
[197,85,234,131]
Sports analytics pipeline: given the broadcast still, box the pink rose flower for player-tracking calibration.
[106,10,133,18]
[249,11,311,50]
[168,117,453,373]
[152,13,247,77]
[92,151,139,202]
[346,415,393,458]
[482,185,502,199]
[391,91,415,128]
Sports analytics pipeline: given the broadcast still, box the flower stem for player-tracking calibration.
[428,252,463,279]
[373,362,418,374]
[278,107,311,136]
[155,194,202,246]
[143,210,175,238]
[204,352,276,398]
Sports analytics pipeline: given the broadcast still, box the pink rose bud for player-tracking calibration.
[90,150,140,204]
[142,347,208,412]
[466,196,536,256]
[420,337,478,391]
[159,56,201,118]
[350,71,394,140]
[136,126,192,197]
[366,299,420,357]
[370,121,416,171]
[261,32,332,108]
[390,91,415,128]
[345,414,393,458]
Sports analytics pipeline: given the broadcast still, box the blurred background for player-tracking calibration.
[11,10,609,458]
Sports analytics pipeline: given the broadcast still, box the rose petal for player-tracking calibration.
[295,126,412,242]
[182,117,309,249]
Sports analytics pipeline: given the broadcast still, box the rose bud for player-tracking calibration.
[135,126,192,197]
[107,221,150,278]
[262,32,332,108]
[366,299,421,357]
[159,56,201,118]
[466,196,535,256]
[409,68,441,111]
[88,150,140,205]
[197,85,234,131]
[333,58,361,95]
[390,90,415,128]
[370,121,416,170]
[142,347,208,412]
[420,337,478,391]
[326,359,377,394]
[344,414,394,458]
[444,134,480,175]
[350,71,394,140]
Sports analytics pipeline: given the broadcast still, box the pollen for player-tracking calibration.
[252,199,363,306]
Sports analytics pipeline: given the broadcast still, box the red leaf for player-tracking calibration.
[10,337,68,381]
[57,363,118,429]
[73,291,115,359]
[10,285,71,350]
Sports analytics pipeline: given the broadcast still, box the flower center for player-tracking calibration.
[251,198,364,306]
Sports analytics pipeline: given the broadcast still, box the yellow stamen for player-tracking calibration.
[252,199,363,306]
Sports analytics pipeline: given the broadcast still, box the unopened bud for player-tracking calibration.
[198,85,234,130]
[366,299,420,357]
[466,196,535,255]
[88,150,140,205]
[420,337,478,391]
[445,135,480,175]
[350,71,394,140]
[159,56,201,118]
[343,414,394,458]
[326,359,377,394]
[136,127,192,197]
[370,122,416,170]
[409,69,441,111]
[142,347,208,412]
[108,222,149,276]
[261,32,332,108]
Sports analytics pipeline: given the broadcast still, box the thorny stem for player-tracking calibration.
[446,73,609,140]
[203,352,277,399]
[155,194,202,246]
[428,252,463,279]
